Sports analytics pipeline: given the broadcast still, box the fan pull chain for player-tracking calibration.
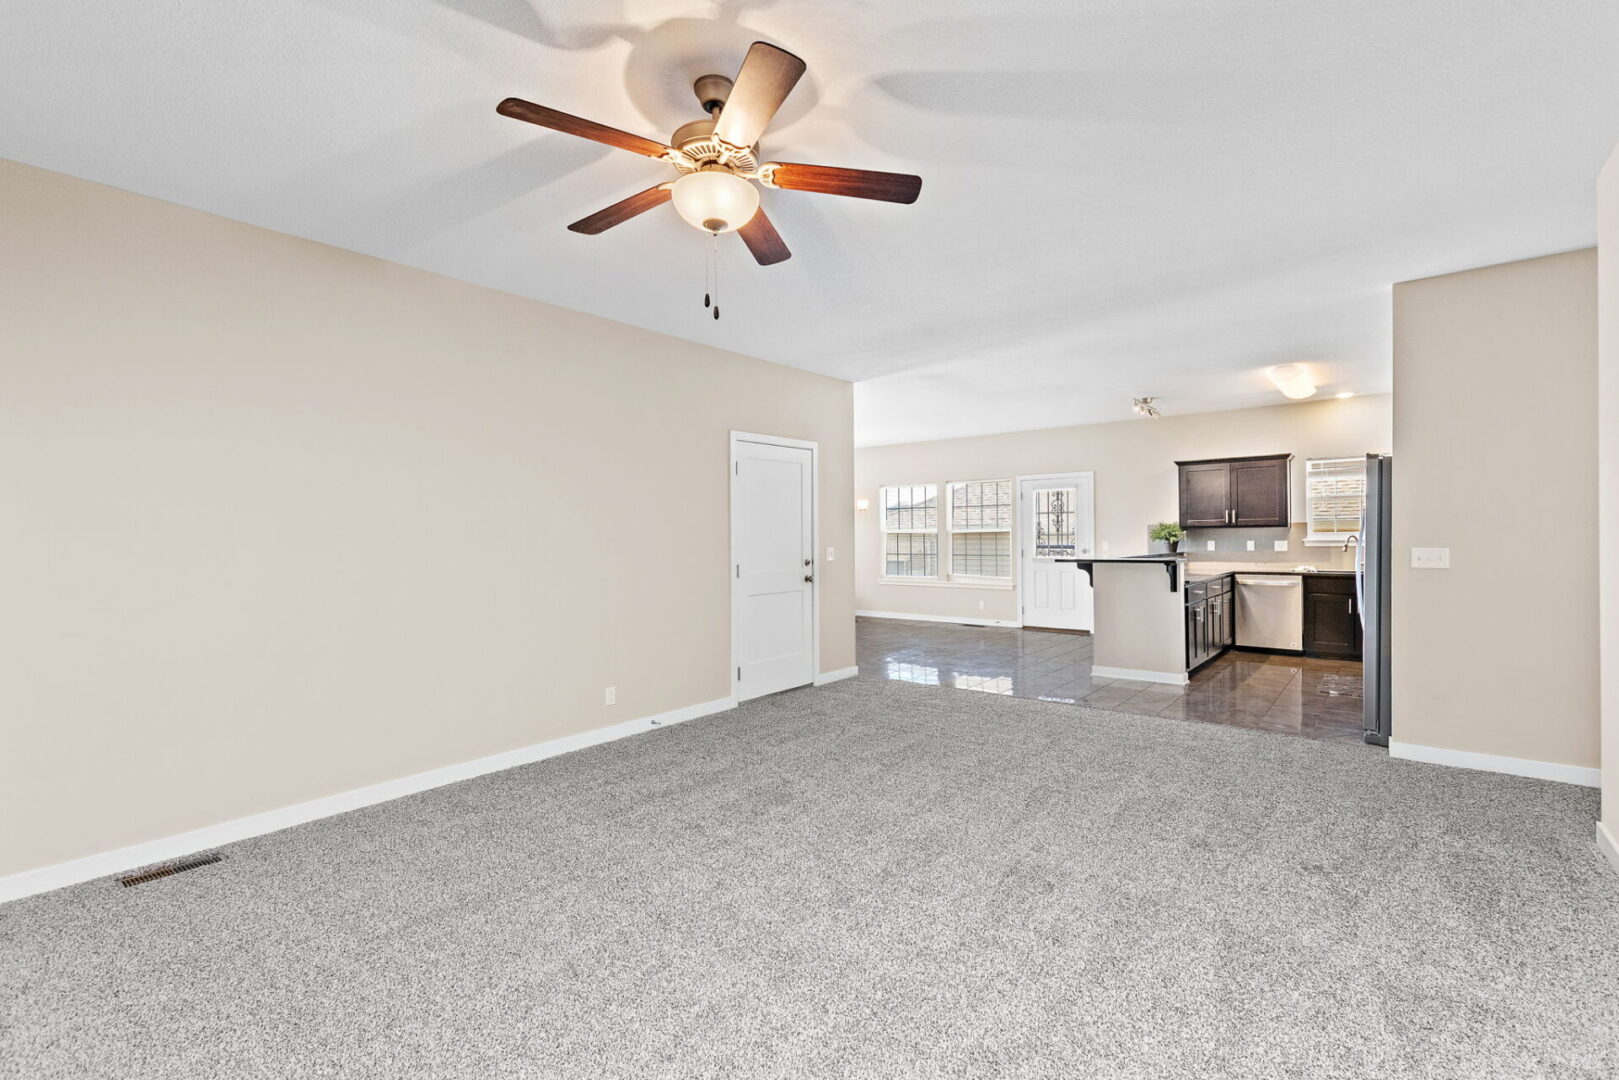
[703,229,712,310]
[711,230,720,320]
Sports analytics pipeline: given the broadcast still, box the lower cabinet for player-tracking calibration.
[1188,572,1358,667]
[1185,575,1235,671]
[1303,575,1362,659]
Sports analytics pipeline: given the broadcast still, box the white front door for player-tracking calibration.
[1019,473,1096,631]
[732,436,815,701]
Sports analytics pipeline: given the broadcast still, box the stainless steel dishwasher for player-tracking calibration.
[1235,575,1303,651]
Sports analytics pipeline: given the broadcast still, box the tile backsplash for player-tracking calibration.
[1176,524,1357,570]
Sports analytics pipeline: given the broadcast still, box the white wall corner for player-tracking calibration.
[1388,739,1601,788]
[814,666,859,686]
[1599,820,1619,878]
[0,695,737,906]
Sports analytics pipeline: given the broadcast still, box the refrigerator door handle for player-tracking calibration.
[1354,513,1367,629]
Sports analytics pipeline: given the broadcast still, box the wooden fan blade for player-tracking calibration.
[765,162,922,204]
[567,185,673,234]
[496,98,670,158]
[713,42,806,149]
[737,208,791,265]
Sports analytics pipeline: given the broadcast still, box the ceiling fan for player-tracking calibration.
[496,42,922,268]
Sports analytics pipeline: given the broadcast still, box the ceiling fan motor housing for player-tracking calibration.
[693,74,733,115]
[669,117,759,175]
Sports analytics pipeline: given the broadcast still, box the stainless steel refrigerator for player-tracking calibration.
[1359,453,1392,745]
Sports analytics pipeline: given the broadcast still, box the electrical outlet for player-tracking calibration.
[1101,540,1109,552]
[1274,540,1289,551]
[1206,540,1215,551]
[977,600,986,610]
[1246,540,1255,551]
[1411,547,1450,569]
[604,686,616,706]
[825,546,835,562]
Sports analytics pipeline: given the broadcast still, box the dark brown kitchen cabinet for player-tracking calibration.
[1175,454,1292,528]
[1186,601,1209,669]
[1185,574,1234,671]
[1303,575,1361,659]
[1179,462,1231,527]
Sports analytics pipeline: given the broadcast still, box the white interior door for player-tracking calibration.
[732,436,815,701]
[1019,474,1096,631]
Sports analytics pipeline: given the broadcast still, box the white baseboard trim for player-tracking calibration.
[1387,740,1600,788]
[1598,820,1619,877]
[1091,665,1189,686]
[0,695,737,906]
[856,609,1022,628]
[814,666,859,685]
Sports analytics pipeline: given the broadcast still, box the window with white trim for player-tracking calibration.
[948,479,1013,580]
[881,484,938,578]
[1303,457,1367,545]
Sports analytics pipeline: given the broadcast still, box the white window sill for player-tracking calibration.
[878,577,1015,591]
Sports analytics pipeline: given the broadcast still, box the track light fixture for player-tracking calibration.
[1132,397,1161,418]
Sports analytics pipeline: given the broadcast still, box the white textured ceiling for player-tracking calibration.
[4,1,1619,445]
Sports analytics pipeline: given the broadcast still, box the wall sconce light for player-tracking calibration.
[856,498,870,512]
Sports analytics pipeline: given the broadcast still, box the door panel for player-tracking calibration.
[733,439,814,700]
[1230,458,1289,527]
[1179,463,1231,527]
[1020,475,1094,631]
[1304,590,1361,659]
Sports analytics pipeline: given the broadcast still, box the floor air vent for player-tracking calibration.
[119,853,224,888]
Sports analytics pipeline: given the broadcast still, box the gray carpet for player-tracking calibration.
[3,677,1617,1079]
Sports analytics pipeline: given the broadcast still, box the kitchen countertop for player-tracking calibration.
[1054,554,1354,583]
[1185,564,1354,582]
[1056,554,1180,563]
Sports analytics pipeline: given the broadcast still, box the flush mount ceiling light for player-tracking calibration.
[1336,391,1355,399]
[1268,364,1317,400]
[496,41,923,274]
[1132,397,1161,418]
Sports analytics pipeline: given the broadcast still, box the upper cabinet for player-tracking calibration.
[1175,454,1292,528]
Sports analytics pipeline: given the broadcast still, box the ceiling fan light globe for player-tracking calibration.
[671,170,759,233]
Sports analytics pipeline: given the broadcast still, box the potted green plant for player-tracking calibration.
[1148,521,1186,555]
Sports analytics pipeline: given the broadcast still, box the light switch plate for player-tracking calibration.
[1101,540,1109,552]
[825,546,835,562]
[1246,540,1255,551]
[1206,540,1216,551]
[1274,540,1289,551]
[1411,547,1450,569]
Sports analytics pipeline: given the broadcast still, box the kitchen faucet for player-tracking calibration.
[1341,533,1360,552]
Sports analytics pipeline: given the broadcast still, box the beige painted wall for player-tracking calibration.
[1393,249,1598,771]
[1599,149,1619,838]
[0,159,854,878]
[854,396,1392,623]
